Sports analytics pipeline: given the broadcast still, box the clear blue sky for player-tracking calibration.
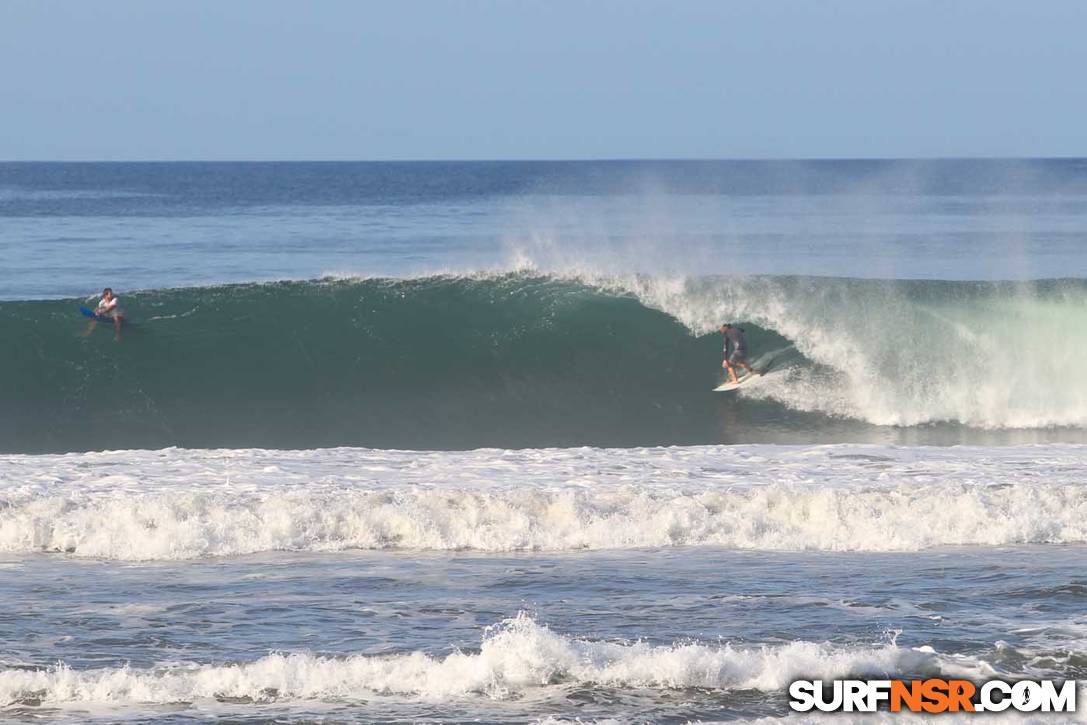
[3,0,1084,160]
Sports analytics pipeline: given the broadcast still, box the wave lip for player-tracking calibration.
[0,614,982,707]
[2,445,1086,560]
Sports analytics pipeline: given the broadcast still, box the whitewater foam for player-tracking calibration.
[2,445,1085,560]
[0,613,988,707]
[585,272,1087,429]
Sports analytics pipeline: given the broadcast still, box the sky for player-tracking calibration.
[2,0,1085,161]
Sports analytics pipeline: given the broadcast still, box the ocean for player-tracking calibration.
[1,160,1085,722]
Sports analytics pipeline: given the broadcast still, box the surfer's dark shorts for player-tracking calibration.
[727,349,748,364]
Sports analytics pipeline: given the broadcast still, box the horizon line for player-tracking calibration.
[3,155,1087,164]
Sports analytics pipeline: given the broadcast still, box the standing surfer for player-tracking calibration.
[721,323,758,384]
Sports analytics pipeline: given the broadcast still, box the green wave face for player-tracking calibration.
[1,276,759,452]
[4,273,1087,453]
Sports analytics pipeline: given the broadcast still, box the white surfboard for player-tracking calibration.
[713,350,791,392]
[713,374,762,392]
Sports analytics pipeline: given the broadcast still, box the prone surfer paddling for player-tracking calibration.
[83,287,125,340]
[720,322,758,384]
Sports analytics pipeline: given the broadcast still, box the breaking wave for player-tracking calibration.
[0,613,989,706]
[2,273,1086,453]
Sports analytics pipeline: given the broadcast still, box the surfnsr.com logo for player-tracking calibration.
[789,679,1077,713]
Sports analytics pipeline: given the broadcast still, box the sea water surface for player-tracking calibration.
[1,161,1086,722]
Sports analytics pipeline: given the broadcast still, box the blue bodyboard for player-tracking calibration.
[80,306,117,323]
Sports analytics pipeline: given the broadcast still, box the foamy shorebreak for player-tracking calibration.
[2,444,1085,560]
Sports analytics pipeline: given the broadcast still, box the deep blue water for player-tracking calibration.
[5,159,1087,299]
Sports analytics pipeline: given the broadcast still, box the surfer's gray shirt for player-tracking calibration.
[723,327,747,355]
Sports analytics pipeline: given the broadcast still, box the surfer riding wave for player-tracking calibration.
[82,287,125,340]
[721,322,761,384]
